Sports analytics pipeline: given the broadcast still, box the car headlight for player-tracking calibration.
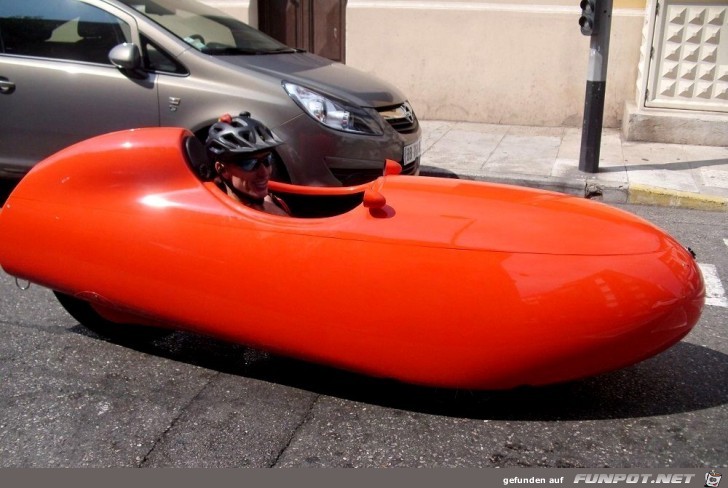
[283,82,382,135]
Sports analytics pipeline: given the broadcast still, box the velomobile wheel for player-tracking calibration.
[54,291,169,340]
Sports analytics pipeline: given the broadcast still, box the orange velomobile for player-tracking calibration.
[0,128,705,390]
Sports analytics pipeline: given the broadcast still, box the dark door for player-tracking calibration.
[258,0,346,63]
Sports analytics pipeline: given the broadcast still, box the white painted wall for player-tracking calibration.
[347,1,645,127]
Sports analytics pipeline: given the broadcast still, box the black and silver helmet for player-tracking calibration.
[205,112,283,162]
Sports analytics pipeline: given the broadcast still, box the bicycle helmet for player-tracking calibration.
[206,112,283,163]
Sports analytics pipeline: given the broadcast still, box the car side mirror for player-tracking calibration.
[109,43,144,75]
[363,188,386,209]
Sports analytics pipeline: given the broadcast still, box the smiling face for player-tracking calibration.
[215,152,273,202]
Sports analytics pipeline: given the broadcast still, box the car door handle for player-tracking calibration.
[0,78,16,94]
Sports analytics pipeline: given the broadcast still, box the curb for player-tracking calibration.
[419,167,628,202]
[627,183,728,212]
[419,167,728,211]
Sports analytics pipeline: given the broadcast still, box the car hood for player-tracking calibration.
[354,177,671,256]
[213,52,407,108]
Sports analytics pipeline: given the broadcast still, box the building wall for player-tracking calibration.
[347,0,646,128]
[201,0,647,128]
[202,0,256,24]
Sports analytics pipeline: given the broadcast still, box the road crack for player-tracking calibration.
[269,394,321,467]
[137,372,218,467]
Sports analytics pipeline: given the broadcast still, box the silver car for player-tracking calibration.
[0,0,421,185]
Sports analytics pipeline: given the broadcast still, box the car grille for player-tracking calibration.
[377,102,418,134]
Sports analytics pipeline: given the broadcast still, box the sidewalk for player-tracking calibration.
[417,120,728,211]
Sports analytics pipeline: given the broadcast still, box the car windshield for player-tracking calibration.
[118,0,296,55]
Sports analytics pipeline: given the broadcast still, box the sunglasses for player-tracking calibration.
[227,153,273,171]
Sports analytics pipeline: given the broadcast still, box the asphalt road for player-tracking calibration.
[0,202,726,468]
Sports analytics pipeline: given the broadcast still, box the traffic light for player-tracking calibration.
[579,0,600,36]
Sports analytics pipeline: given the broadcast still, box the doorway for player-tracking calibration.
[258,0,346,63]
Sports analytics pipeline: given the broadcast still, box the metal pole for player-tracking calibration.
[579,0,613,173]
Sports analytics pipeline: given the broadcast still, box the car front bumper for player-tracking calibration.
[274,110,422,186]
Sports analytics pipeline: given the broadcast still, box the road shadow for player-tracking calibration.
[75,326,728,421]
[418,166,461,179]
[0,178,19,206]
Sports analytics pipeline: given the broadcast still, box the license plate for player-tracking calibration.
[403,139,421,166]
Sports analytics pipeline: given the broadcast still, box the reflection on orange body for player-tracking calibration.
[0,128,705,389]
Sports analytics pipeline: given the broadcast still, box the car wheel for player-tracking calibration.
[54,291,169,341]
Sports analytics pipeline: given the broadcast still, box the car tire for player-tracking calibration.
[54,291,170,341]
